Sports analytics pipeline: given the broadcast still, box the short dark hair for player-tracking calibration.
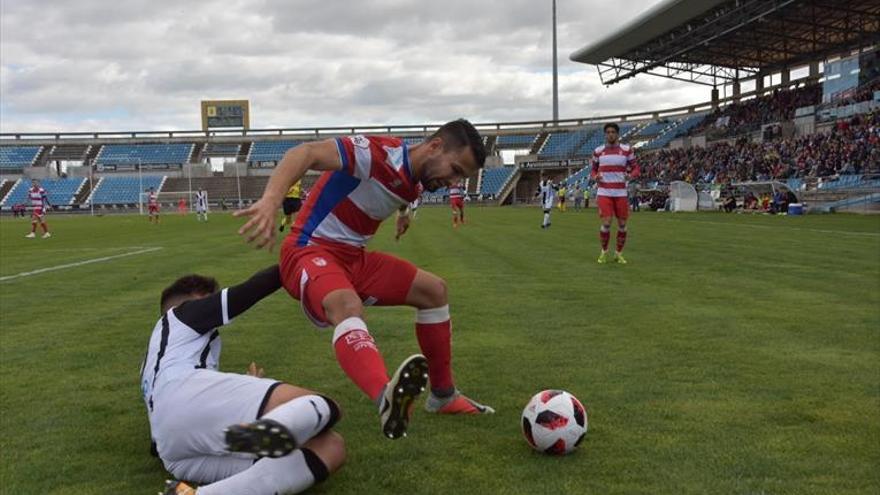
[603,122,620,133]
[429,119,487,169]
[160,274,218,312]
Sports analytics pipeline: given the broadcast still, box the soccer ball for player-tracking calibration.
[521,390,587,455]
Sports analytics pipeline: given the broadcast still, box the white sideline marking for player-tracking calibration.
[657,218,880,238]
[0,247,163,282]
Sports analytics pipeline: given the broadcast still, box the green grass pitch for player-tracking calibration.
[1,207,878,494]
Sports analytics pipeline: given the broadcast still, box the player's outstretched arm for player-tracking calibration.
[236,140,343,250]
[174,265,282,333]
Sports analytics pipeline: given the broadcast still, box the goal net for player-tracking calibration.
[138,191,209,215]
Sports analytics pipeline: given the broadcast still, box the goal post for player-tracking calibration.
[138,191,209,214]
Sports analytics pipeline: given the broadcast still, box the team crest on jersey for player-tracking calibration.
[351,135,370,148]
[311,257,328,267]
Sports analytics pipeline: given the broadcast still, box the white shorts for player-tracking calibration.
[197,204,207,213]
[150,369,280,483]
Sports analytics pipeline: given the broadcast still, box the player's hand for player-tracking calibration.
[395,213,411,241]
[247,362,265,378]
[596,173,604,182]
[235,198,278,251]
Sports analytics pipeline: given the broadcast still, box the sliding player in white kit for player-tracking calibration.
[537,179,556,229]
[143,265,345,494]
[195,189,209,222]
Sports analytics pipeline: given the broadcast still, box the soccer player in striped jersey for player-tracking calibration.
[144,265,345,495]
[25,179,51,238]
[147,187,160,224]
[591,123,640,264]
[279,180,303,232]
[236,119,495,441]
[448,181,465,227]
[195,188,209,222]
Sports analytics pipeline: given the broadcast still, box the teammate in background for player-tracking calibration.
[448,181,465,227]
[25,179,50,238]
[537,179,556,229]
[177,197,188,215]
[592,123,640,264]
[584,184,591,209]
[145,266,345,495]
[279,180,303,232]
[556,184,567,212]
[147,187,160,224]
[235,119,495,441]
[195,188,209,222]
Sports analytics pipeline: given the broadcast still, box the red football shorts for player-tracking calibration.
[450,198,464,210]
[279,238,418,327]
[31,208,44,219]
[597,196,629,220]
[148,205,159,213]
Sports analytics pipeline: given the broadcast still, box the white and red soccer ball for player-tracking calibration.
[521,390,588,455]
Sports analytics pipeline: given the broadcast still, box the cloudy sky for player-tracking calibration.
[1,0,711,133]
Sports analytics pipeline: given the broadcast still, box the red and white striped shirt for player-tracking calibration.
[591,144,640,198]
[148,192,158,206]
[291,135,422,250]
[448,183,464,200]
[29,186,48,210]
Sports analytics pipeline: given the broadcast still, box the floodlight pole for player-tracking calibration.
[552,0,559,124]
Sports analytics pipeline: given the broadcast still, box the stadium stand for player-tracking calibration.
[204,142,241,157]
[95,144,193,167]
[480,167,516,196]
[89,175,165,205]
[47,144,90,162]
[248,141,307,162]
[1,177,86,207]
[496,134,538,149]
[1,146,42,171]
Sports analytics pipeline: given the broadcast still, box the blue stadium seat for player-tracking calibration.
[248,141,308,162]
[479,167,515,195]
[90,176,165,205]
[1,177,85,207]
[0,146,42,171]
[95,144,192,166]
[496,134,537,149]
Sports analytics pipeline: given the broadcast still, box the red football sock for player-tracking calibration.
[616,230,627,252]
[333,318,388,401]
[599,229,610,251]
[416,306,454,392]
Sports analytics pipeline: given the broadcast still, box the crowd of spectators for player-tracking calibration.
[638,111,880,184]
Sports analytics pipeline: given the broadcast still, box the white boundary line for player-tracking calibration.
[0,247,163,282]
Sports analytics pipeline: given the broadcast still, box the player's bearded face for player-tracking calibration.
[420,146,476,192]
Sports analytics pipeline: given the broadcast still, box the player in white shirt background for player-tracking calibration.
[537,179,557,229]
[195,188,209,222]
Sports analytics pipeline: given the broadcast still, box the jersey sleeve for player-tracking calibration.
[335,135,375,181]
[173,265,282,334]
[626,149,641,178]
[590,149,601,178]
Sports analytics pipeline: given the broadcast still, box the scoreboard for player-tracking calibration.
[201,100,250,130]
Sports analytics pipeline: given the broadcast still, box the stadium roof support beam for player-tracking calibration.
[570,0,880,87]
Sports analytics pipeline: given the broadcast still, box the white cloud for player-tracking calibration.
[0,0,710,133]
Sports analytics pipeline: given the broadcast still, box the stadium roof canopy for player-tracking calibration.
[570,0,880,86]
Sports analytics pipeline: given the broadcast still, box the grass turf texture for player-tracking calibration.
[1,208,878,494]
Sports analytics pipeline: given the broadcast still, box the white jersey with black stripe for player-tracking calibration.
[139,288,231,417]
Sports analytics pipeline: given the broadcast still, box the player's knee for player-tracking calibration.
[304,431,346,474]
[422,276,448,307]
[323,292,364,324]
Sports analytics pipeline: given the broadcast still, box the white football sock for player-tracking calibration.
[262,395,336,446]
[543,213,550,226]
[197,449,328,495]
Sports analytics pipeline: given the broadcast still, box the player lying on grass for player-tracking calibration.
[235,119,495,441]
[141,265,344,494]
